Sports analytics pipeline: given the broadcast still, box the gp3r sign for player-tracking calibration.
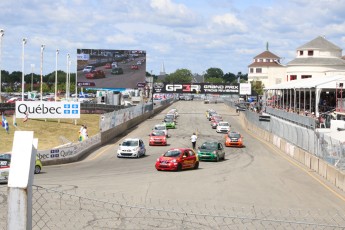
[15,101,80,119]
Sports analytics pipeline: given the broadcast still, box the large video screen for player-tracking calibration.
[77,49,146,89]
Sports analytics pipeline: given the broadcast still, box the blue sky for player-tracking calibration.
[0,0,344,77]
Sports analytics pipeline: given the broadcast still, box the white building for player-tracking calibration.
[286,36,345,81]
[248,49,286,88]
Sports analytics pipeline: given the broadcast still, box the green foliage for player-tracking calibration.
[204,68,224,81]
[205,77,224,84]
[164,69,193,83]
[250,80,265,95]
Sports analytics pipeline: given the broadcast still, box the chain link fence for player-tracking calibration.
[1,185,345,229]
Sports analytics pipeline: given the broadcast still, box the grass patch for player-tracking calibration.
[0,114,100,152]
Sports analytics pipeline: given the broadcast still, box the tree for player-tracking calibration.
[205,77,224,84]
[204,68,224,81]
[163,69,193,83]
[251,80,265,95]
[223,72,237,83]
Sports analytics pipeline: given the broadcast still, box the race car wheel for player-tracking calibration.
[34,165,41,174]
[177,163,182,171]
[194,161,199,169]
[215,155,219,162]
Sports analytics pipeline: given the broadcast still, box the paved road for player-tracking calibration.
[33,101,345,212]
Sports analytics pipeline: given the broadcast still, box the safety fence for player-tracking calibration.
[1,185,345,230]
[224,99,345,171]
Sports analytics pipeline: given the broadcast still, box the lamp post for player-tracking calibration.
[22,38,27,101]
[30,64,34,92]
[55,49,59,101]
[0,29,4,103]
[40,44,45,102]
[66,53,70,100]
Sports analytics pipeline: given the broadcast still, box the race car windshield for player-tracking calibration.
[152,131,165,136]
[200,142,217,150]
[228,133,241,138]
[164,150,181,157]
[219,122,229,126]
[155,126,165,130]
[164,118,173,122]
[122,141,138,146]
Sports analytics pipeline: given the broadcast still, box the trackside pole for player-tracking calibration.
[7,131,37,230]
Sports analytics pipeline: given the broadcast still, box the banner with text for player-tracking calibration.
[153,83,239,94]
[15,101,81,119]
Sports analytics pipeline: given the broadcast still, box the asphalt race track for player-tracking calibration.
[28,101,345,214]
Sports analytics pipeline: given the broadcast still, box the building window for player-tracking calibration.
[259,59,263,62]
[290,75,297,81]
[250,68,253,73]
[266,59,270,62]
[308,50,314,56]
[299,50,303,56]
[256,68,262,73]
[301,75,311,79]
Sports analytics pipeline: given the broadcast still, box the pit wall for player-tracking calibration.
[232,106,345,192]
[38,101,173,165]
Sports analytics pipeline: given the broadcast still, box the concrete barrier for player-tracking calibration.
[225,102,345,192]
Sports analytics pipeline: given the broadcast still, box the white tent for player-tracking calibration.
[264,75,345,116]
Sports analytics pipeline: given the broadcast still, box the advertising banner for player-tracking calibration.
[153,83,239,94]
[15,101,81,119]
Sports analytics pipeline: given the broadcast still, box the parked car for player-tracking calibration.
[197,141,225,161]
[225,131,244,147]
[155,148,199,171]
[111,67,124,75]
[83,66,95,73]
[149,130,167,146]
[85,70,106,79]
[117,138,146,158]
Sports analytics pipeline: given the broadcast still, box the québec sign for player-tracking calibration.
[15,101,80,119]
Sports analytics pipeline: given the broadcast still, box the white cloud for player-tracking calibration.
[211,13,247,33]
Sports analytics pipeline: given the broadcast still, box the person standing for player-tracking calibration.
[190,132,197,149]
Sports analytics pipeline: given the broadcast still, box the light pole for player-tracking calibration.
[22,38,27,101]
[0,29,4,103]
[66,53,70,100]
[40,44,45,102]
[30,64,35,92]
[55,49,59,101]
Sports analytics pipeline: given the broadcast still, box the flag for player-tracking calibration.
[23,112,29,122]
[2,114,9,133]
[13,115,17,127]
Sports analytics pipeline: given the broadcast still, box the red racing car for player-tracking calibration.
[149,130,167,146]
[155,148,199,171]
[85,70,106,79]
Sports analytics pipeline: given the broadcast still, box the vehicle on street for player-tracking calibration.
[83,66,96,73]
[111,67,124,75]
[153,124,168,137]
[0,153,42,184]
[216,121,231,133]
[131,65,139,70]
[0,156,10,183]
[197,141,225,161]
[225,131,244,147]
[149,130,167,146]
[117,138,146,158]
[165,113,177,122]
[211,117,223,129]
[155,148,199,171]
[163,117,176,129]
[104,63,112,69]
[210,115,222,123]
[85,70,106,79]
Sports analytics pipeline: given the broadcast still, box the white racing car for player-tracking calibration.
[117,138,146,158]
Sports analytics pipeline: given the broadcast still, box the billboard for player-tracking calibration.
[77,49,146,89]
[153,83,239,94]
[15,101,80,119]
